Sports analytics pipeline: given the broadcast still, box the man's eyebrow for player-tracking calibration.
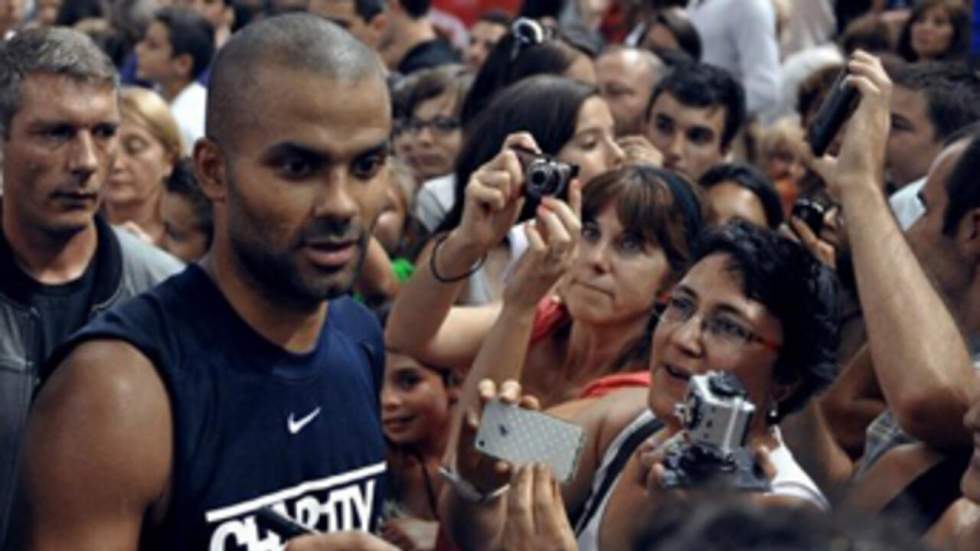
[353,142,390,160]
[262,141,329,162]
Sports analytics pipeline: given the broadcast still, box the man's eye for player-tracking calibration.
[352,153,386,180]
[688,129,712,145]
[93,124,117,140]
[280,157,316,179]
[44,125,74,141]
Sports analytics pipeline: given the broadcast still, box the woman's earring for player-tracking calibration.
[766,401,779,423]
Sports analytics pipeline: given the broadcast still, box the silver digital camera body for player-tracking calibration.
[660,371,770,491]
[675,371,756,459]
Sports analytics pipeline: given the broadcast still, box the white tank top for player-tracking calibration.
[574,410,829,551]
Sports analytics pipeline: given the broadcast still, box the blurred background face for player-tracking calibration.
[707,183,767,228]
[0,0,26,30]
[886,85,942,187]
[183,0,230,30]
[161,190,209,262]
[106,118,174,214]
[911,6,954,60]
[596,50,658,137]
[381,353,454,446]
[464,20,507,73]
[557,96,624,185]
[406,90,462,181]
[35,0,62,26]
[373,171,409,255]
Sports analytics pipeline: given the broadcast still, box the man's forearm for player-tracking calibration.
[841,180,974,448]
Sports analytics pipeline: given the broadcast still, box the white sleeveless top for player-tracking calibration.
[574,410,829,551]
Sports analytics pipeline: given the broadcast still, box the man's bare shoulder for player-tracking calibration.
[22,339,173,551]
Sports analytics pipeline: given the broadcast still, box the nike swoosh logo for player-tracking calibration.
[287,407,322,435]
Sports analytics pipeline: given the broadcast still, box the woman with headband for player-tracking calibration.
[387,132,705,406]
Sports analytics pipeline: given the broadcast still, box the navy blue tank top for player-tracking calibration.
[62,265,387,550]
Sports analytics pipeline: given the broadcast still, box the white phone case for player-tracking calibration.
[474,399,585,482]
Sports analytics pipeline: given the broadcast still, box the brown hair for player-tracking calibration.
[581,165,709,286]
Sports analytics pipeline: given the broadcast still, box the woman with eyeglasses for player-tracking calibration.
[394,65,472,184]
[436,220,837,551]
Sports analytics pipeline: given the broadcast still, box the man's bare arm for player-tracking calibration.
[20,340,172,551]
[817,52,975,449]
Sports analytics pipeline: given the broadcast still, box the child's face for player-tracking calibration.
[381,353,454,446]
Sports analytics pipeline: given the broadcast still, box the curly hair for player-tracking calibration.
[692,220,839,422]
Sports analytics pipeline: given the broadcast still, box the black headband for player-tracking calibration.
[637,165,703,248]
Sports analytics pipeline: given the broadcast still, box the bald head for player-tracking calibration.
[596,46,664,136]
[207,13,386,147]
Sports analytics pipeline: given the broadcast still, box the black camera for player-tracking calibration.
[659,371,771,491]
[806,69,859,157]
[513,146,579,201]
[791,198,826,236]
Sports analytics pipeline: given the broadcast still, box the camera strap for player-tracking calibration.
[572,417,664,536]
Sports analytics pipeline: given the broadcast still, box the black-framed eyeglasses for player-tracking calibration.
[657,294,782,352]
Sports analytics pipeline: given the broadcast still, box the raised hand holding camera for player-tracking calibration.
[640,372,774,494]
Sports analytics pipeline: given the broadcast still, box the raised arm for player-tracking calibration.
[815,52,975,449]
[384,133,537,368]
[17,340,172,551]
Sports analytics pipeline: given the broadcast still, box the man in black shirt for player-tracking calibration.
[0,27,183,549]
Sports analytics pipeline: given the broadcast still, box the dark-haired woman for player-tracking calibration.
[460,17,596,126]
[425,75,625,304]
[700,162,784,230]
[897,0,969,63]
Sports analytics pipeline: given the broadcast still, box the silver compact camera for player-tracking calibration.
[513,146,579,201]
[660,371,771,491]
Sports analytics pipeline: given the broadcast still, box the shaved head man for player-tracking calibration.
[18,14,398,551]
[596,47,664,136]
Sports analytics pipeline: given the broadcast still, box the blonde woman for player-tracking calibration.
[104,86,182,245]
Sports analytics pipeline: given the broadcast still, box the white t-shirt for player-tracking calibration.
[688,0,782,116]
[575,410,828,551]
[889,177,927,230]
[170,81,207,155]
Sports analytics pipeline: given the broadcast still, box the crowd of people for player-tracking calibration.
[0,0,979,550]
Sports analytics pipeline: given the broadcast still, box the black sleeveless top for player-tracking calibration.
[60,265,387,550]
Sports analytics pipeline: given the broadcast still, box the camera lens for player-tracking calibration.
[526,160,558,198]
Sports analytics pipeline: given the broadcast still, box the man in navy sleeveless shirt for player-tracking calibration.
[16,14,398,551]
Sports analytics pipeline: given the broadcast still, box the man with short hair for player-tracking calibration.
[309,0,388,50]
[597,46,664,137]
[0,27,183,549]
[378,0,458,74]
[135,7,215,153]
[886,62,980,228]
[789,53,978,508]
[644,61,746,182]
[462,10,509,73]
[15,14,397,551]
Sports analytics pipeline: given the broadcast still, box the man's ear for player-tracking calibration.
[958,208,980,259]
[369,11,389,37]
[194,138,228,203]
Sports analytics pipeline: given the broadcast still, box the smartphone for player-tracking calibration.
[475,399,585,482]
[806,69,859,157]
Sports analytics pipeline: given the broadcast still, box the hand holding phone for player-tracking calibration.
[474,399,585,482]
